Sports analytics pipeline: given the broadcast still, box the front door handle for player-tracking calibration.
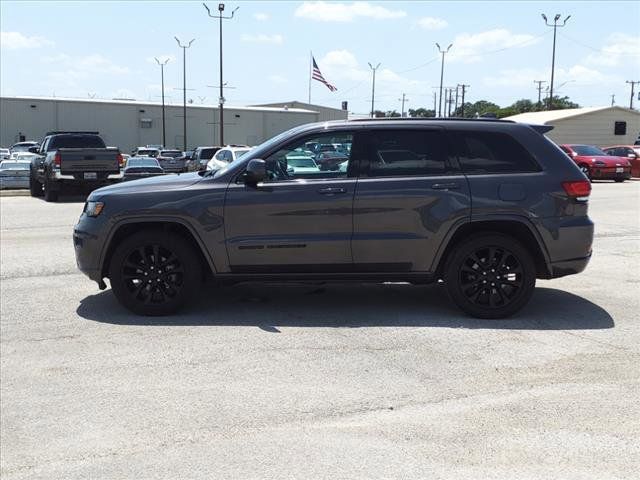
[317,187,347,195]
[431,182,460,190]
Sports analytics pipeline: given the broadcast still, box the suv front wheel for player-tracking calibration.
[109,230,202,315]
[444,233,536,319]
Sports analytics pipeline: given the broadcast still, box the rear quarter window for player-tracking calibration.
[453,131,541,174]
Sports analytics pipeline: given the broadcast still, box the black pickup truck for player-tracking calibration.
[29,131,123,202]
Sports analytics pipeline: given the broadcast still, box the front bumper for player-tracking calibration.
[74,214,109,283]
[590,167,631,180]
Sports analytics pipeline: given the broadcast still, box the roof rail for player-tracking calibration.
[45,131,100,135]
[348,117,515,124]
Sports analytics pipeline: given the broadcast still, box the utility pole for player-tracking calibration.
[459,84,469,117]
[175,37,195,151]
[626,80,639,109]
[399,93,409,117]
[436,43,452,117]
[204,3,239,146]
[454,85,460,116]
[433,91,437,116]
[154,57,170,147]
[447,88,454,117]
[534,80,547,108]
[541,13,571,110]
[610,94,615,107]
[368,62,381,118]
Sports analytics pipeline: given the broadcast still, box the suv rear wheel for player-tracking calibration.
[444,233,536,319]
[108,230,202,315]
[29,172,43,197]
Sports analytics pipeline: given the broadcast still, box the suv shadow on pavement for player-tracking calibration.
[77,283,614,331]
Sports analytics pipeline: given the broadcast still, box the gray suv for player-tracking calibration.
[74,119,594,318]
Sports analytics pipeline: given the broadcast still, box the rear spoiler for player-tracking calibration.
[527,124,554,135]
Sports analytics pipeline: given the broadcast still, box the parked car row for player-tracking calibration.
[559,144,635,182]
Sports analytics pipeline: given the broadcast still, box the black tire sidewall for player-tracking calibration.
[444,234,536,319]
[29,173,43,197]
[43,178,58,202]
[108,230,202,316]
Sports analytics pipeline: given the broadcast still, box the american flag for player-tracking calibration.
[312,57,337,92]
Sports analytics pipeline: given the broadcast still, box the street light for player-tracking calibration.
[436,43,453,117]
[154,57,170,147]
[541,13,571,110]
[204,2,239,146]
[368,62,381,118]
[175,37,195,152]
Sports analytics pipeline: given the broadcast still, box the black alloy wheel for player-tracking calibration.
[109,231,201,315]
[444,234,536,319]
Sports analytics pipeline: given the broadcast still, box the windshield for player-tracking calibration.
[200,148,219,160]
[137,149,159,157]
[572,145,606,156]
[11,143,38,152]
[127,158,159,168]
[0,161,30,170]
[212,124,313,178]
[289,158,316,168]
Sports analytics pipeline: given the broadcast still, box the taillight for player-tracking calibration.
[54,153,61,167]
[562,180,591,201]
[116,153,124,167]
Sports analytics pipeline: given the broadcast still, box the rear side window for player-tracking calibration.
[455,131,540,174]
[364,129,452,177]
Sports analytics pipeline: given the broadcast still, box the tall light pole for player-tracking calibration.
[541,13,571,110]
[154,57,170,147]
[368,62,381,118]
[534,80,547,108]
[399,93,409,117]
[175,37,195,151]
[204,3,239,146]
[436,43,452,117]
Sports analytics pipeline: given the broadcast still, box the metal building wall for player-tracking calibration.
[0,97,319,152]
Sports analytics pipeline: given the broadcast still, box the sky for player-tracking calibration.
[1,1,639,115]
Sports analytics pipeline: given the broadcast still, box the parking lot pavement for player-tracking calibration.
[1,183,639,480]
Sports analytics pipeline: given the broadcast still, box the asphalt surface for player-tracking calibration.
[1,182,639,480]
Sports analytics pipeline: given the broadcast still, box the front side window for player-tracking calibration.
[571,145,606,156]
[363,129,451,177]
[455,131,540,174]
[264,132,353,181]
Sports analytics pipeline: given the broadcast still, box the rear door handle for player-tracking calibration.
[431,182,460,190]
[317,187,347,195]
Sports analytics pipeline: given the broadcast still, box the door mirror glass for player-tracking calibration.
[245,159,266,184]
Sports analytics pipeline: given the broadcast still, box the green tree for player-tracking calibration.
[408,107,435,118]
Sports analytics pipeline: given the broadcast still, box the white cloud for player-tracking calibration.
[417,17,448,30]
[1,31,54,49]
[145,55,176,65]
[483,65,621,89]
[253,12,269,21]
[111,88,137,99]
[585,33,640,67]
[42,53,129,88]
[294,1,406,22]
[448,29,541,63]
[268,75,288,84]
[241,33,283,45]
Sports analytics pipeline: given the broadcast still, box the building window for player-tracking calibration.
[140,118,153,128]
[614,121,627,135]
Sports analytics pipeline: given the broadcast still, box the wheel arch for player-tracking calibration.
[100,219,216,279]
[433,217,553,279]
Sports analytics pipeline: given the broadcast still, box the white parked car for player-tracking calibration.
[0,148,10,160]
[206,145,252,171]
[0,160,31,189]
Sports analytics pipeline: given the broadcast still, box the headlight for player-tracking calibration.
[84,201,104,217]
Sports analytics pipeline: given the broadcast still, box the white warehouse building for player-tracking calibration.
[505,106,640,147]
[0,96,348,152]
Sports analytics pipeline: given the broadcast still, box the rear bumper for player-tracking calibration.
[550,254,591,278]
[54,171,122,181]
[0,177,29,189]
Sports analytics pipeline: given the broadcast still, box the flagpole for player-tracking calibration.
[308,51,312,104]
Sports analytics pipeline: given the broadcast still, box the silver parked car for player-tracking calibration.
[0,160,31,189]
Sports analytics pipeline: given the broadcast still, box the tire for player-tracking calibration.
[108,230,202,315]
[614,178,624,183]
[29,172,43,197]
[43,178,59,202]
[443,233,536,319]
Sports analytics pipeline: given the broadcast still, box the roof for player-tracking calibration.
[0,95,318,114]
[505,106,640,124]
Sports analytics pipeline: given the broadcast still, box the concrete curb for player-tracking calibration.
[0,190,31,197]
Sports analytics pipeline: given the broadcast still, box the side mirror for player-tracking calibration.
[28,146,39,154]
[627,153,637,159]
[245,159,266,184]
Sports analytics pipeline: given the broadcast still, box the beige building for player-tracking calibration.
[252,101,348,122]
[505,106,640,147]
[0,96,335,152]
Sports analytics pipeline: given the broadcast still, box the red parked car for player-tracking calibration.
[559,144,631,182]
[601,145,640,178]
